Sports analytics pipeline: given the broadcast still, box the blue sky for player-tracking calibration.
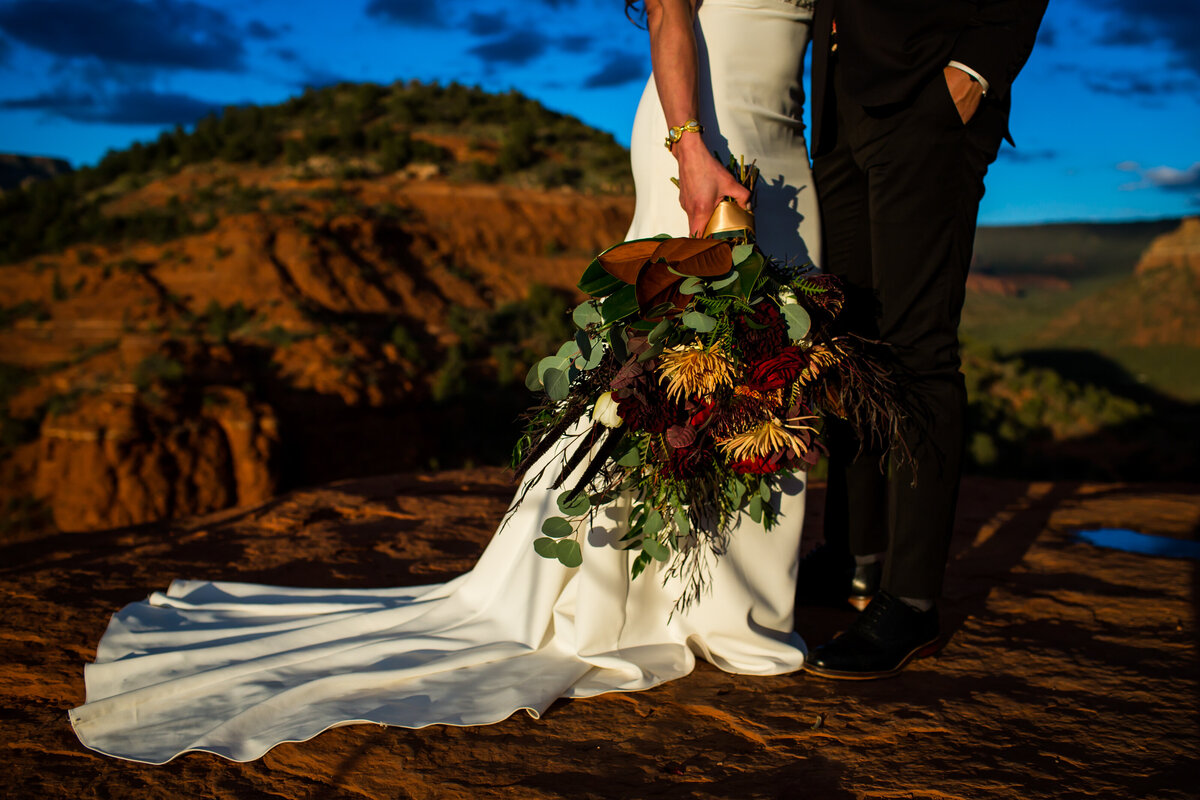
[0,0,1196,225]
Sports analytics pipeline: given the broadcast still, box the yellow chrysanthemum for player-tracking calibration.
[797,342,843,385]
[657,342,736,401]
[718,415,819,461]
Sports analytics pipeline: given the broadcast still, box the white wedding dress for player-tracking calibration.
[68,0,822,764]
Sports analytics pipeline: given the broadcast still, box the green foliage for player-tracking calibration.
[198,300,255,342]
[133,352,186,391]
[0,80,631,266]
[962,346,1150,472]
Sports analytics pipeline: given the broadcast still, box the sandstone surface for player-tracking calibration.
[1,473,1196,799]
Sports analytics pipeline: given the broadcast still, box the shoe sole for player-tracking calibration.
[803,637,943,681]
[847,594,873,612]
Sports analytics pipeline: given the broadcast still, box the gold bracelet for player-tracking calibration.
[664,119,703,151]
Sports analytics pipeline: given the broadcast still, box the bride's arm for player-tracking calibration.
[644,0,750,237]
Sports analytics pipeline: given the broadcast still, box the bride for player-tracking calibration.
[68,0,822,764]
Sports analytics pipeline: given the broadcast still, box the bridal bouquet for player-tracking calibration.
[510,164,904,610]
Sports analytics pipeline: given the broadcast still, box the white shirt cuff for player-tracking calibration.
[947,61,990,96]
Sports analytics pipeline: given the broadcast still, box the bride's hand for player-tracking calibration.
[672,134,751,237]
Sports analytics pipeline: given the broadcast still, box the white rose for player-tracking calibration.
[592,392,623,428]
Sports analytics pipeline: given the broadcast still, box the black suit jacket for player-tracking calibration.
[811,0,1048,154]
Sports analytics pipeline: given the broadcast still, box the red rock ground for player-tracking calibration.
[2,473,1197,799]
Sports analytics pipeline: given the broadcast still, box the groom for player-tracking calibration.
[801,0,1047,679]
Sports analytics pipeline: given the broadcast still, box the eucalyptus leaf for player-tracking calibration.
[616,444,641,467]
[709,271,739,290]
[735,251,766,298]
[575,330,592,360]
[732,243,754,265]
[642,537,670,563]
[747,495,763,523]
[674,508,690,535]
[647,318,671,344]
[542,516,574,538]
[783,304,812,340]
[631,550,651,580]
[524,362,543,391]
[636,340,664,363]
[759,480,772,502]
[681,311,717,332]
[579,340,604,370]
[572,302,603,329]
[537,355,570,383]
[725,479,744,506]
[643,509,664,537]
[678,276,705,295]
[556,340,577,359]
[556,538,583,568]
[557,490,591,516]
[544,367,570,402]
[533,537,559,558]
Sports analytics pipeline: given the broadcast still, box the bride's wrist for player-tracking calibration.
[669,131,708,162]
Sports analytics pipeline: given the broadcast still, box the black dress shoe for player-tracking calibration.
[794,543,881,610]
[804,591,941,680]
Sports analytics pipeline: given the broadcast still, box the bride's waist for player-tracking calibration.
[699,0,814,13]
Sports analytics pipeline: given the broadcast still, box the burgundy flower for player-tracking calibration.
[749,346,807,391]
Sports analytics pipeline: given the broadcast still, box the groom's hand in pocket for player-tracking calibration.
[944,66,983,125]
[673,134,751,237]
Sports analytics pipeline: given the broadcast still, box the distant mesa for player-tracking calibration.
[1135,216,1200,276]
[0,153,73,192]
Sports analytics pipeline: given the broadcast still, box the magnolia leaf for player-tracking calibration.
[783,304,812,340]
[651,238,733,277]
[678,276,705,295]
[647,318,671,344]
[524,362,543,391]
[572,302,603,329]
[542,516,574,538]
[732,243,754,265]
[544,367,570,402]
[596,238,663,283]
[534,537,559,559]
[608,327,628,361]
[579,258,626,297]
[556,538,583,568]
[642,537,670,563]
[601,284,639,323]
[557,490,591,516]
[681,311,717,332]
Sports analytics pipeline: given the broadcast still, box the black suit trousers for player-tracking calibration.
[815,55,1003,599]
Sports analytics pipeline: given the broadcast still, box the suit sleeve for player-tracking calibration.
[949,0,1049,102]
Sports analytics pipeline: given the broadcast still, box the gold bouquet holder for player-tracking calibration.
[702,199,756,241]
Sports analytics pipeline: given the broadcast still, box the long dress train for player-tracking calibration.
[68,0,822,764]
